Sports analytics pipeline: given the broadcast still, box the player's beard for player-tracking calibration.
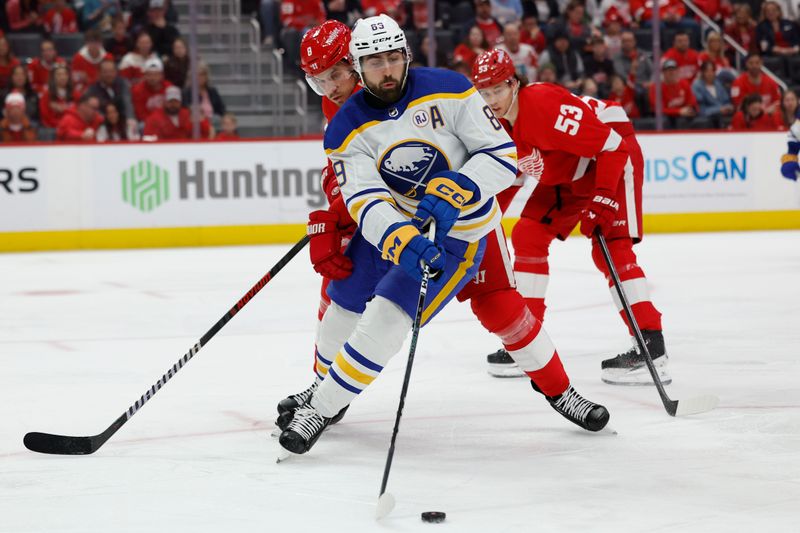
[368,74,404,103]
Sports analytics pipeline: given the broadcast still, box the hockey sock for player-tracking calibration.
[591,238,663,334]
[312,296,412,418]
[318,277,332,321]
[511,217,557,322]
[471,289,569,397]
[314,301,362,381]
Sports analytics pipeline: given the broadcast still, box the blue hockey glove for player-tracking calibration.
[380,222,445,282]
[412,171,478,243]
[781,154,799,181]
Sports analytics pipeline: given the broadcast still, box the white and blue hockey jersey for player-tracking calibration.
[323,67,517,249]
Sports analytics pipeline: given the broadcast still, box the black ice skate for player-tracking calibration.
[601,330,671,386]
[276,382,348,431]
[279,404,331,454]
[531,381,610,432]
[486,348,525,378]
[277,381,318,417]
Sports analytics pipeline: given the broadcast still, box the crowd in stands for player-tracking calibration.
[0,0,239,143]
[268,0,800,132]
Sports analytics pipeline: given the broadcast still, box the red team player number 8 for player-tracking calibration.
[554,104,583,136]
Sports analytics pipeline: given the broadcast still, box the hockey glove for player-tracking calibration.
[781,154,799,181]
[308,209,353,280]
[580,188,619,238]
[413,171,477,243]
[381,222,445,282]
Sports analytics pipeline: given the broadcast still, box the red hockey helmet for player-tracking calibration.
[472,49,516,89]
[300,20,352,78]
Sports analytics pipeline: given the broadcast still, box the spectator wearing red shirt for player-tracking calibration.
[649,59,698,128]
[1,92,37,143]
[631,0,701,42]
[27,39,66,95]
[5,0,46,33]
[56,93,103,142]
[71,30,113,94]
[0,37,21,92]
[39,65,80,128]
[467,0,503,47]
[725,3,757,62]
[453,26,488,71]
[215,112,240,140]
[730,93,785,130]
[119,32,158,84]
[131,57,172,122]
[730,53,782,114]
[608,74,640,119]
[43,0,78,34]
[143,85,211,140]
[520,13,546,53]
[662,31,700,82]
[361,0,407,26]
[280,0,325,30]
[631,0,685,24]
[279,0,325,74]
[692,0,733,25]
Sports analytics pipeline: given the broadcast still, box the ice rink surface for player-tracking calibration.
[2,230,799,532]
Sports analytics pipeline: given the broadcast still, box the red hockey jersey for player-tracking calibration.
[511,83,630,193]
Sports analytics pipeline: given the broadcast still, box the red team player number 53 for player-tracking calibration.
[554,104,583,136]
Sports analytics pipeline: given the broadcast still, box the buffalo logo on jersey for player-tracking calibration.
[378,140,450,198]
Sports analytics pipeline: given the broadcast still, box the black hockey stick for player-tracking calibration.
[23,235,310,455]
[596,231,718,417]
[376,224,436,520]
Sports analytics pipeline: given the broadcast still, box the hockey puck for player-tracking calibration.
[421,511,446,523]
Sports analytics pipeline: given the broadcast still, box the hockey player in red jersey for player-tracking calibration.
[275,18,610,440]
[472,49,671,385]
[275,20,360,428]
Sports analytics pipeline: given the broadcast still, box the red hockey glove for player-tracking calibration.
[580,188,619,238]
[308,209,353,280]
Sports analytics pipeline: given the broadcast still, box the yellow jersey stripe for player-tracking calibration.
[325,120,382,155]
[407,87,477,110]
[421,240,479,325]
[454,203,500,232]
[348,195,398,221]
[334,352,377,386]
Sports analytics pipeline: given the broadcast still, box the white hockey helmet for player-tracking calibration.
[349,14,411,77]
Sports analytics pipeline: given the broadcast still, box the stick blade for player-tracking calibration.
[675,394,719,416]
[23,432,97,455]
[375,492,396,520]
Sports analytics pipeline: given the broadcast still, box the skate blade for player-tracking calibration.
[601,365,671,386]
[599,425,618,436]
[487,365,526,378]
[276,446,293,463]
[270,427,281,438]
[375,492,396,520]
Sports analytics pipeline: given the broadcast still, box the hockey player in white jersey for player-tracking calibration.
[781,119,800,181]
[278,15,609,455]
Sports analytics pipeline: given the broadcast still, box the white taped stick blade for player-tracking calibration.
[375,492,396,520]
[675,394,719,416]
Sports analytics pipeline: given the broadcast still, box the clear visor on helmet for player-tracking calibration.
[359,49,408,74]
[305,63,354,96]
[477,79,513,105]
